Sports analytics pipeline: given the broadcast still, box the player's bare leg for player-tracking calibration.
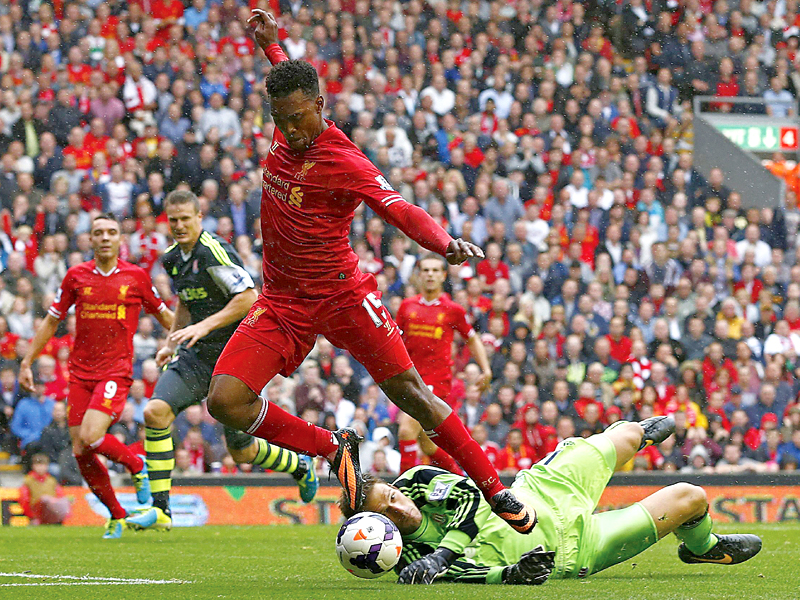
[380,367,537,534]
[639,483,761,564]
[640,483,709,538]
[603,416,675,470]
[207,372,358,508]
[598,421,645,471]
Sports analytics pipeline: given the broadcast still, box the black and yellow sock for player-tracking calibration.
[145,427,174,514]
[252,439,306,480]
[675,511,718,555]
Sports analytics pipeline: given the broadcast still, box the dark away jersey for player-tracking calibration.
[161,230,254,360]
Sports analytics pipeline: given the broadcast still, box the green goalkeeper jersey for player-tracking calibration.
[392,436,658,582]
[392,465,560,584]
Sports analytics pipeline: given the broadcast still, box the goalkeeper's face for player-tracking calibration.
[364,482,421,535]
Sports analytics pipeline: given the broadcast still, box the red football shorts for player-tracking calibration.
[67,376,131,427]
[214,278,413,393]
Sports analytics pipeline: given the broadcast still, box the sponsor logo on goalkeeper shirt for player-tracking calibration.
[429,482,452,501]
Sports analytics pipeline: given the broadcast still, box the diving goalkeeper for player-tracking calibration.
[343,417,762,584]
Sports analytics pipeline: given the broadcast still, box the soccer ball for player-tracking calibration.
[335,512,403,579]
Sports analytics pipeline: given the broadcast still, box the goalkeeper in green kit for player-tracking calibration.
[343,417,762,585]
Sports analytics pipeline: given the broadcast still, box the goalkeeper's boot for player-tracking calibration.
[295,456,318,503]
[678,534,762,565]
[638,415,675,451]
[329,427,365,512]
[490,489,538,535]
[126,506,173,532]
[131,455,151,505]
[103,517,125,539]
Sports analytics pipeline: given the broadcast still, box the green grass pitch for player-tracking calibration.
[0,522,795,600]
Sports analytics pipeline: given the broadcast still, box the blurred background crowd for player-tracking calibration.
[2,0,800,485]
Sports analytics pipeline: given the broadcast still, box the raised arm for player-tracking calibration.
[248,9,288,65]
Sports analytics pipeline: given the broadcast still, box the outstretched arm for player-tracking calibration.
[366,190,484,265]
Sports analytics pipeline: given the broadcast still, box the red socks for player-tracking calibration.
[399,439,419,472]
[92,434,143,474]
[429,448,462,475]
[75,452,126,520]
[248,398,339,457]
[428,412,505,498]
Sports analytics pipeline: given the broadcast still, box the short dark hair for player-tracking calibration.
[165,190,200,212]
[92,212,119,225]
[338,472,381,519]
[418,253,447,270]
[266,60,319,99]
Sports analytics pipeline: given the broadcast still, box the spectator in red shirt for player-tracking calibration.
[702,341,739,389]
[476,242,509,290]
[218,21,255,57]
[497,428,535,475]
[606,316,633,364]
[65,47,92,85]
[713,57,739,112]
[62,127,93,170]
[513,403,557,462]
[470,422,502,469]
[84,118,110,156]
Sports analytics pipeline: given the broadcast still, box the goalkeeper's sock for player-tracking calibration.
[145,427,174,514]
[75,452,127,520]
[428,447,461,474]
[399,439,419,472]
[91,434,144,474]
[675,511,718,555]
[426,411,504,498]
[251,438,304,479]
[247,397,338,457]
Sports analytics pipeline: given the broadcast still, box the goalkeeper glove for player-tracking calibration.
[397,547,457,585]
[502,545,556,585]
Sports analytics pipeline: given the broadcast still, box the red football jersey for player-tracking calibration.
[259,120,451,298]
[395,294,475,381]
[48,260,165,381]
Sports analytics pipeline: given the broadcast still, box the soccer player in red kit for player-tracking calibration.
[20,214,174,539]
[395,254,493,474]
[207,9,537,540]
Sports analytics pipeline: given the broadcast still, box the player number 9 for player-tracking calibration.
[103,381,118,399]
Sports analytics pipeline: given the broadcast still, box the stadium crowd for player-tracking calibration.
[3,0,800,484]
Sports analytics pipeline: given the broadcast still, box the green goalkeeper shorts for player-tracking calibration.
[511,434,657,578]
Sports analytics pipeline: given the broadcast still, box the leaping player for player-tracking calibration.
[20,214,174,539]
[205,9,538,535]
[395,254,493,474]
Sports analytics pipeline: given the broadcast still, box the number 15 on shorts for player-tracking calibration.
[361,293,395,334]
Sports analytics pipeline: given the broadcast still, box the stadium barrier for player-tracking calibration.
[2,473,799,527]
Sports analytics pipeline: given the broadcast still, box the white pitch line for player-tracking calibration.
[0,572,191,585]
[0,582,184,587]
